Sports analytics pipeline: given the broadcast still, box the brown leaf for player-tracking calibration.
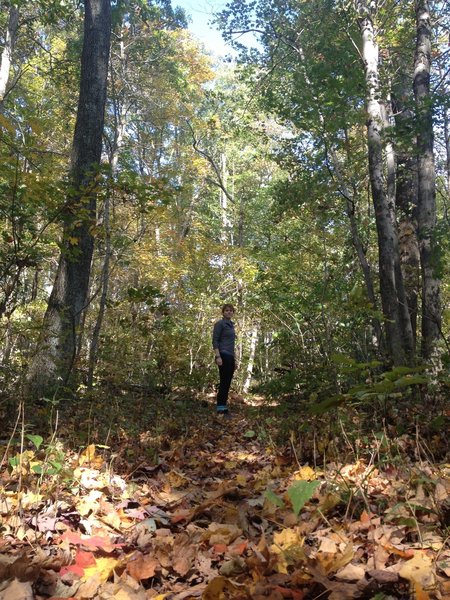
[219,556,247,577]
[204,522,241,546]
[0,579,34,600]
[172,534,196,576]
[335,563,366,582]
[127,552,160,581]
[367,568,399,584]
[201,576,238,600]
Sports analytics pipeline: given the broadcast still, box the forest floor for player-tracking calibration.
[0,392,449,600]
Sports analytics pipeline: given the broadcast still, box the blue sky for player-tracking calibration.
[174,0,233,56]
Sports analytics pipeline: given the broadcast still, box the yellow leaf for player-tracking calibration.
[270,527,305,574]
[293,466,316,481]
[82,557,119,582]
[316,542,354,575]
[399,551,435,589]
[166,470,189,489]
[79,444,100,466]
[236,473,247,486]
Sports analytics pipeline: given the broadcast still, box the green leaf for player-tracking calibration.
[287,480,320,516]
[32,464,43,474]
[394,375,428,387]
[26,434,44,450]
[49,460,63,472]
[330,353,356,366]
[309,394,347,415]
[264,488,285,508]
[244,430,256,438]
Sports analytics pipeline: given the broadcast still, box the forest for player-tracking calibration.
[0,0,449,598]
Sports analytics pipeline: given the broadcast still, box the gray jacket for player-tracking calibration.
[212,319,236,356]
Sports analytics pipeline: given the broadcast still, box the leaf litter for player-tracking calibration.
[0,402,449,599]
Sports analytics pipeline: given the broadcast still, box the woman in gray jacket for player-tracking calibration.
[212,304,236,415]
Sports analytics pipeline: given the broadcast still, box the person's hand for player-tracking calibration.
[215,356,223,366]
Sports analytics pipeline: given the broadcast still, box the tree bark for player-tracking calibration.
[357,3,415,365]
[26,0,112,399]
[0,4,19,103]
[391,85,420,340]
[243,325,258,393]
[413,0,441,360]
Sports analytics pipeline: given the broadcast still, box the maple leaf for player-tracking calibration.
[59,530,121,552]
[60,550,96,577]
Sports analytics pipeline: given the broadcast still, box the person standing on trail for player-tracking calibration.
[212,303,236,416]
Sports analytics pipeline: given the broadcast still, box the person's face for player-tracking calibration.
[223,307,234,319]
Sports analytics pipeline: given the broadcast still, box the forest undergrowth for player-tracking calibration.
[0,391,449,600]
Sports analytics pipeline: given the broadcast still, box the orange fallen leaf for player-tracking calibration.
[382,543,414,559]
[229,539,248,555]
[415,582,431,600]
[170,508,192,523]
[60,550,96,577]
[274,586,304,599]
[60,531,122,553]
[360,510,371,523]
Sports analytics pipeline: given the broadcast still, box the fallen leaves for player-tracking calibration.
[0,411,449,600]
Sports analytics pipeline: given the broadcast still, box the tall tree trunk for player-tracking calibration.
[243,325,258,393]
[382,95,416,356]
[0,4,19,102]
[87,193,111,388]
[391,84,420,341]
[219,153,232,244]
[357,3,415,365]
[26,0,112,399]
[413,0,441,360]
[88,41,126,388]
[297,37,383,352]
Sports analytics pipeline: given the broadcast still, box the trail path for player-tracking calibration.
[0,402,449,599]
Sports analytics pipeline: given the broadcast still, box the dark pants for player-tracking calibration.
[217,353,235,411]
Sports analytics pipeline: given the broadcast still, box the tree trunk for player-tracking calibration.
[381,95,416,356]
[391,85,420,340]
[0,4,19,102]
[87,192,111,388]
[357,4,415,365]
[413,0,441,360]
[26,0,112,399]
[243,325,258,393]
[219,153,232,244]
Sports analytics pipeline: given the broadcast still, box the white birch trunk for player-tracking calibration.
[0,5,19,102]
[243,325,258,393]
[357,2,415,364]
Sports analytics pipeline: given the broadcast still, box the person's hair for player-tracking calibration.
[222,303,235,314]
